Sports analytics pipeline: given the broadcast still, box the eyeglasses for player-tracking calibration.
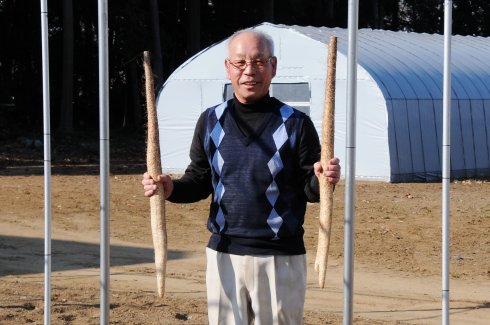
[227,57,273,71]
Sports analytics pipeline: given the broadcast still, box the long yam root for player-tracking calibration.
[314,36,337,288]
[144,50,167,298]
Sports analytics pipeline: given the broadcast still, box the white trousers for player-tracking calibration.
[206,248,307,325]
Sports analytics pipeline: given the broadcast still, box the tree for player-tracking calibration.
[148,0,163,89]
[399,0,443,33]
[453,0,490,36]
[264,0,274,23]
[0,0,43,134]
[186,0,201,57]
[59,0,74,133]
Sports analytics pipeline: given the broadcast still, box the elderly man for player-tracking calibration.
[142,29,341,325]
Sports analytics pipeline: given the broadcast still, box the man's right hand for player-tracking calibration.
[142,172,174,199]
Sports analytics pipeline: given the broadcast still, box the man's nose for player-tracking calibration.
[243,63,256,74]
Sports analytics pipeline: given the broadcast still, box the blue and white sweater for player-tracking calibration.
[169,96,321,255]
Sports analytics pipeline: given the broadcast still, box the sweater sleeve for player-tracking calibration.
[168,111,213,203]
[298,115,321,202]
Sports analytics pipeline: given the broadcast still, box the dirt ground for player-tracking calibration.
[1,135,489,324]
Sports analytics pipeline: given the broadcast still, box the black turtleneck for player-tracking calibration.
[169,95,321,203]
[230,94,280,138]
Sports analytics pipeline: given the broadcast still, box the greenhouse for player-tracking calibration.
[156,22,490,182]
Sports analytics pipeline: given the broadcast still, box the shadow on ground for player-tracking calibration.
[0,235,186,276]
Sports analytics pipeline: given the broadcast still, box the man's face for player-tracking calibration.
[225,32,277,104]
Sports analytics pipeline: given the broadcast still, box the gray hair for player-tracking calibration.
[227,28,275,56]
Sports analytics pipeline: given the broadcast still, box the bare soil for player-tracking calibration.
[1,133,489,324]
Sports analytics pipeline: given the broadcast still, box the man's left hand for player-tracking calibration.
[314,158,341,184]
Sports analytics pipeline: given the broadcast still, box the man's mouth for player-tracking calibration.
[242,81,259,86]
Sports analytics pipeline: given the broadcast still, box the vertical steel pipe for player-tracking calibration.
[442,1,453,324]
[40,0,52,323]
[98,0,110,323]
[344,0,359,324]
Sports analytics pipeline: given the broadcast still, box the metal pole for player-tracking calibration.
[442,1,452,324]
[98,0,110,324]
[343,0,359,324]
[40,0,52,323]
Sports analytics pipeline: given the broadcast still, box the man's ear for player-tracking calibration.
[271,56,277,78]
[224,59,231,80]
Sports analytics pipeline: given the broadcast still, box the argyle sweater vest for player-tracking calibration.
[202,100,308,255]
